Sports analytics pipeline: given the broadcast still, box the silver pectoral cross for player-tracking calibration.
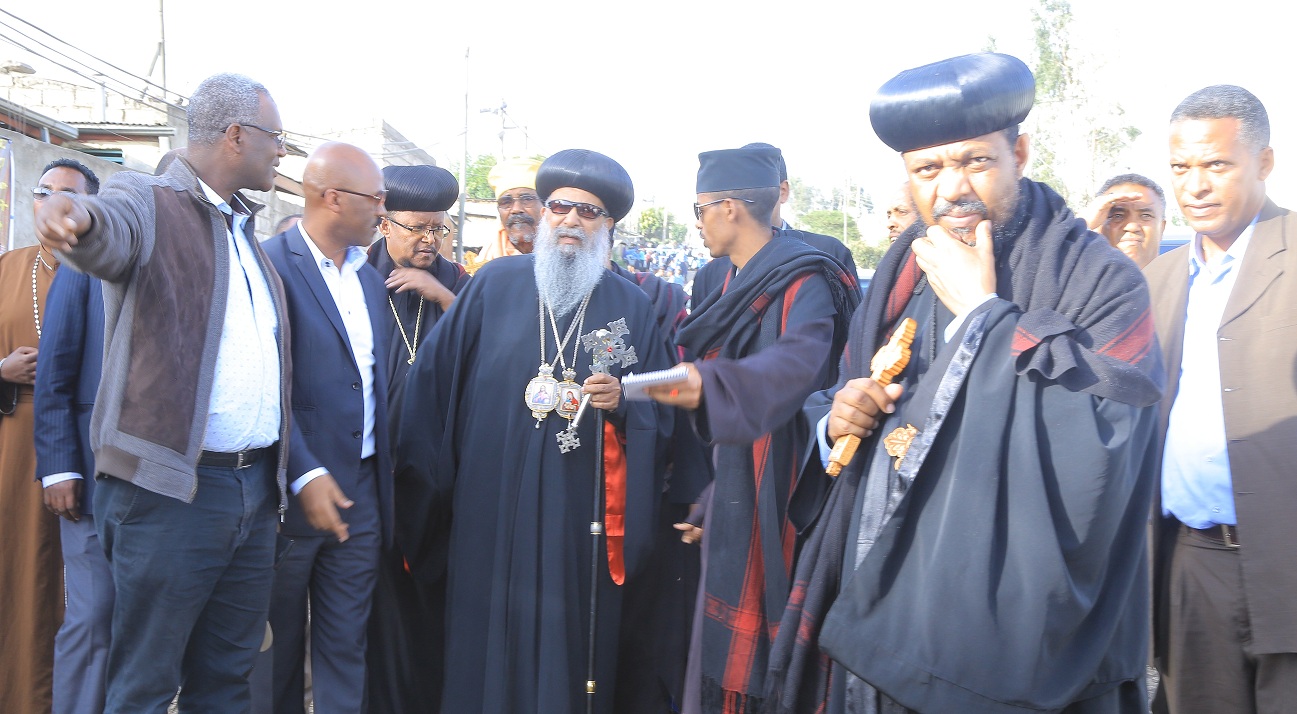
[581,318,638,375]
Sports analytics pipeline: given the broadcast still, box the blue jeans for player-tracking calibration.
[96,461,278,714]
[53,514,114,714]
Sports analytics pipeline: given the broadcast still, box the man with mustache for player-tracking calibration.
[396,149,673,713]
[1084,173,1167,268]
[885,182,916,243]
[368,164,468,403]
[363,163,466,714]
[470,156,543,270]
[767,53,1164,714]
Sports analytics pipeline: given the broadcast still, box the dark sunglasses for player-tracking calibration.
[546,199,609,220]
[497,194,540,209]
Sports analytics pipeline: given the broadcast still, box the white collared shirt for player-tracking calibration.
[291,225,376,493]
[198,179,282,452]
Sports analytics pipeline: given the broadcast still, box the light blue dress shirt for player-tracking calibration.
[198,180,282,452]
[1161,218,1257,528]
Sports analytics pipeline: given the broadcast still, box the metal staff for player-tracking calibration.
[577,322,639,712]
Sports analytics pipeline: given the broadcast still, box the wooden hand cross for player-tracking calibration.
[825,317,917,476]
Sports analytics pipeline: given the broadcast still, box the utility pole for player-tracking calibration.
[159,0,167,94]
[456,48,469,263]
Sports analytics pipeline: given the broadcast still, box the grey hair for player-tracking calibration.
[1170,85,1269,152]
[187,73,270,146]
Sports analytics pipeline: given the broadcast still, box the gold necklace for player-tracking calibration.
[388,294,424,365]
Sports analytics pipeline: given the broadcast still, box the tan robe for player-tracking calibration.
[0,245,63,714]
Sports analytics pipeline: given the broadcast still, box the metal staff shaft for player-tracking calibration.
[586,408,605,714]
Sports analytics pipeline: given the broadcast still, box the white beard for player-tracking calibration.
[534,220,610,317]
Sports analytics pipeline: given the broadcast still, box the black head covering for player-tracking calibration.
[741,142,788,182]
[382,165,460,212]
[535,149,634,221]
[696,147,782,193]
[870,52,1035,153]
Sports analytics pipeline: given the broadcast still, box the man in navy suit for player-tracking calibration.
[31,158,106,714]
[259,142,393,714]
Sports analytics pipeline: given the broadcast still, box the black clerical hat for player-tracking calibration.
[383,165,460,212]
[536,149,635,221]
[741,142,788,182]
[870,52,1035,153]
[696,147,781,193]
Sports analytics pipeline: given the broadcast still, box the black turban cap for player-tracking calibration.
[382,165,460,212]
[741,142,788,182]
[870,52,1035,153]
[536,149,635,222]
[696,147,782,193]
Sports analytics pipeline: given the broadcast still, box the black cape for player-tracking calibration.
[689,228,860,313]
[770,179,1164,714]
[363,239,470,713]
[608,261,709,714]
[677,237,859,713]
[366,239,470,404]
[394,255,673,713]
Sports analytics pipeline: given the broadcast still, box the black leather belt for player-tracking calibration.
[198,445,273,469]
[1182,521,1240,549]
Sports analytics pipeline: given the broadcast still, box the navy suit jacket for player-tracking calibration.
[34,268,105,514]
[264,226,395,545]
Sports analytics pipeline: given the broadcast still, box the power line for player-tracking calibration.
[0,8,182,103]
[0,25,183,115]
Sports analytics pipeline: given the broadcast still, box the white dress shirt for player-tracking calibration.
[198,180,283,453]
[291,226,377,494]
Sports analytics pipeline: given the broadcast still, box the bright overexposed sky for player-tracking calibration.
[3,0,1292,237]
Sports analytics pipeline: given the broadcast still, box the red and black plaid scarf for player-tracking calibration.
[676,239,858,713]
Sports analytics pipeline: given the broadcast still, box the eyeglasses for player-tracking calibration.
[546,199,609,220]
[386,217,452,239]
[497,193,540,209]
[693,197,755,219]
[329,187,388,204]
[227,122,288,149]
[31,186,79,200]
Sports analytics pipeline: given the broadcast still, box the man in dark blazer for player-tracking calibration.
[259,142,393,714]
[1145,85,1297,712]
[31,159,107,714]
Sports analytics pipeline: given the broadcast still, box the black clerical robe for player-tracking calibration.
[689,227,860,313]
[366,239,470,404]
[363,239,469,714]
[608,262,711,714]
[396,255,673,714]
[677,237,859,713]
[769,179,1164,714]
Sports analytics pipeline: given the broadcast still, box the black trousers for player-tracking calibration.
[1159,524,1297,714]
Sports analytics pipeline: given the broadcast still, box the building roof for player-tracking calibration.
[0,96,78,140]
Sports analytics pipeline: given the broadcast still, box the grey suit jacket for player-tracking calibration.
[1145,198,1297,659]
